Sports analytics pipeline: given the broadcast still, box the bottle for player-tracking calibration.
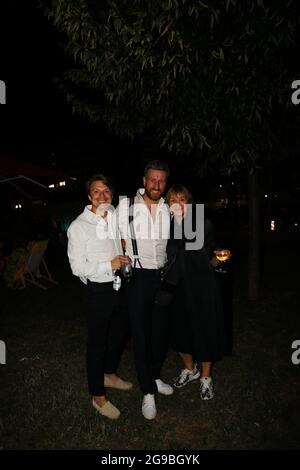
[113,272,122,291]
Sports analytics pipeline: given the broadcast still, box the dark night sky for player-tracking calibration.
[1,2,145,191]
[1,2,73,147]
[1,1,206,198]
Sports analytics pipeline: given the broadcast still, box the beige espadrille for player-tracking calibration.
[104,375,133,391]
[92,399,120,420]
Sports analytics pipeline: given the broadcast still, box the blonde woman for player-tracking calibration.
[166,184,229,400]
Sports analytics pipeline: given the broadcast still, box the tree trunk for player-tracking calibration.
[248,171,261,301]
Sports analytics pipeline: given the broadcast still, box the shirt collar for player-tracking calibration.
[83,205,113,224]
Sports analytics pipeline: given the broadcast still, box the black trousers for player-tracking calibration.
[85,281,129,396]
[126,269,170,395]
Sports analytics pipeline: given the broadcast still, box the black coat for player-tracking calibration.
[167,210,225,362]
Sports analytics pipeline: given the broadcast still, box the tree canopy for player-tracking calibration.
[43,0,300,173]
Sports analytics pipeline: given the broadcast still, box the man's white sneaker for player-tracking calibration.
[155,379,174,395]
[142,393,157,420]
[173,364,200,388]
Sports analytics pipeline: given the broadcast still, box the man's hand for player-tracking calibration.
[111,255,131,271]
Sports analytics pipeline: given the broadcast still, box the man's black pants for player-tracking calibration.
[126,268,170,395]
[85,281,129,396]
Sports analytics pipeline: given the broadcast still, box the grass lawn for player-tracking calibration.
[1,231,299,450]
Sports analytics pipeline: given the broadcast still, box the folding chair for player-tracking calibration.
[21,240,58,290]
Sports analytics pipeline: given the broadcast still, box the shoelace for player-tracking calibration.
[201,386,212,398]
[143,395,154,405]
[200,381,212,394]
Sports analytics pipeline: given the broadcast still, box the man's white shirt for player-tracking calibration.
[117,189,170,269]
[67,205,122,284]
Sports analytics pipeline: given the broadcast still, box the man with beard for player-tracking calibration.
[117,161,173,420]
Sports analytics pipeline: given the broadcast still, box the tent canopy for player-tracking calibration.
[0,155,71,201]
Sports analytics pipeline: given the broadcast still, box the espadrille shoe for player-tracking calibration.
[92,399,120,420]
[104,375,133,391]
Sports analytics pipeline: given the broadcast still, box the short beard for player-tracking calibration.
[145,188,162,201]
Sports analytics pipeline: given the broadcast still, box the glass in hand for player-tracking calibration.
[214,249,231,274]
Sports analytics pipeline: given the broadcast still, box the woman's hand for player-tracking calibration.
[210,256,219,268]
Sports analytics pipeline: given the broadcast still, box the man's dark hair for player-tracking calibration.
[144,160,170,179]
[86,174,115,196]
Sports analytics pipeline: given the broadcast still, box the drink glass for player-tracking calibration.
[214,249,230,273]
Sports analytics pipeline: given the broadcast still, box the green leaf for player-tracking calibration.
[199,1,208,8]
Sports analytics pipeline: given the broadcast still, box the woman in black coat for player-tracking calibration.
[165,184,230,400]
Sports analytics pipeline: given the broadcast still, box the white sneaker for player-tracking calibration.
[173,364,200,388]
[200,377,214,400]
[155,379,174,395]
[142,393,157,420]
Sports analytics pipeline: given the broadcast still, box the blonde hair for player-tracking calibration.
[166,184,193,204]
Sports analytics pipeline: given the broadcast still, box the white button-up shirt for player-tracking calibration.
[117,189,170,269]
[67,205,122,284]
